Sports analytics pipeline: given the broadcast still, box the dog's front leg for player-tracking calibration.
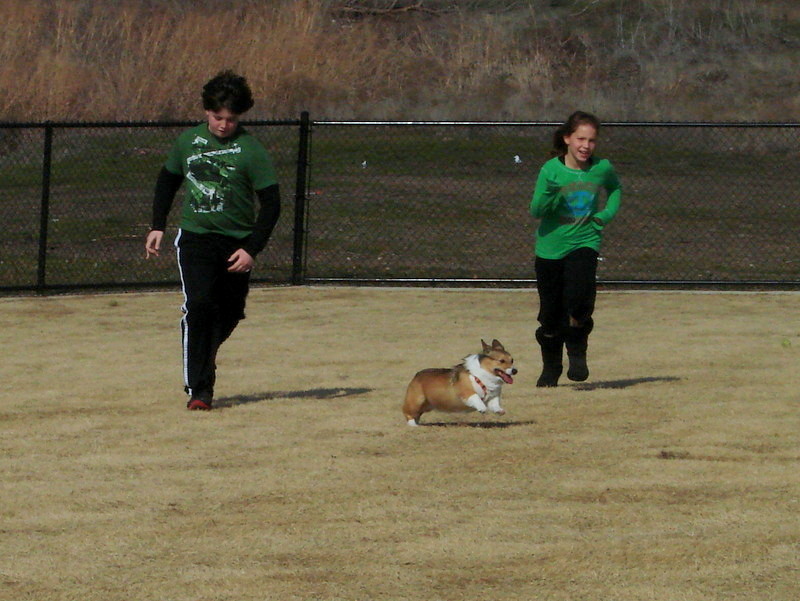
[486,394,506,415]
[463,394,488,413]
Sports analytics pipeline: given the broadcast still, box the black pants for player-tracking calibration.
[535,247,598,335]
[176,229,251,399]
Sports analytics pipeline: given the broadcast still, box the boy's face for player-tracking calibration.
[205,108,240,139]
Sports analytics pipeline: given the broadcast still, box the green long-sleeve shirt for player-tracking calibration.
[529,156,622,259]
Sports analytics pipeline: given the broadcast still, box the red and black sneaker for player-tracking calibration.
[187,398,213,411]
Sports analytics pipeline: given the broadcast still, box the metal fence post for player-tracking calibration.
[37,123,53,292]
[292,111,310,285]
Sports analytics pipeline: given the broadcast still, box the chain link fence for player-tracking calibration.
[2,118,798,293]
[0,121,300,293]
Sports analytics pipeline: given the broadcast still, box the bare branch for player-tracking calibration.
[333,1,441,16]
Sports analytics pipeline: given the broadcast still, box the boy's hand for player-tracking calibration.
[227,249,254,273]
[145,230,164,258]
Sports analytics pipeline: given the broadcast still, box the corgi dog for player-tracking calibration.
[402,339,517,426]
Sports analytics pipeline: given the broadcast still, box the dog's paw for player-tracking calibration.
[464,395,488,413]
[487,399,505,415]
[406,419,419,427]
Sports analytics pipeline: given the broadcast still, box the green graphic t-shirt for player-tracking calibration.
[529,156,622,259]
[164,124,278,239]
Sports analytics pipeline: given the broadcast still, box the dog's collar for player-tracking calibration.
[470,374,488,399]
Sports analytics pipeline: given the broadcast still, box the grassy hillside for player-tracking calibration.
[1,0,799,122]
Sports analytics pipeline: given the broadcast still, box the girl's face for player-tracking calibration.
[563,123,598,169]
[206,107,240,139]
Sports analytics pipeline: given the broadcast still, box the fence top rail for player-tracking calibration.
[2,119,799,129]
[312,120,800,128]
[0,119,301,129]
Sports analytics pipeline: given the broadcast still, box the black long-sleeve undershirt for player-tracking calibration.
[151,167,184,231]
[150,166,281,258]
[243,184,281,257]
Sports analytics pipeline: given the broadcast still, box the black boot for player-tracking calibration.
[564,318,594,382]
[535,327,563,387]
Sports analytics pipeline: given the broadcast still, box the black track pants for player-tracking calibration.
[534,247,598,335]
[176,229,251,398]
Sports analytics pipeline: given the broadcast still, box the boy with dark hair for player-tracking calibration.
[145,70,281,410]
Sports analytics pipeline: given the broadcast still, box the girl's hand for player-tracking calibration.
[227,249,254,273]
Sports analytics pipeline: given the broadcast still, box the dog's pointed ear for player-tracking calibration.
[481,339,492,353]
[491,339,505,351]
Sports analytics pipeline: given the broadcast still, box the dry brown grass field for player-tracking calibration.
[1,287,798,601]
[2,0,799,122]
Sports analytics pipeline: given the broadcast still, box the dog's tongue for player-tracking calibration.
[497,371,514,384]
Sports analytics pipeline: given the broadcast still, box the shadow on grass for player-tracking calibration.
[215,387,373,408]
[570,376,681,391]
[420,419,538,429]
